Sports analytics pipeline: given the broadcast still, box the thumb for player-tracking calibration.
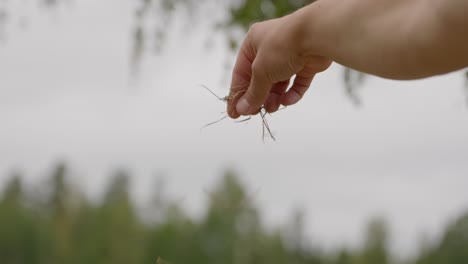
[236,64,272,115]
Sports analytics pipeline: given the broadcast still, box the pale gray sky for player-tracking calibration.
[1,0,468,258]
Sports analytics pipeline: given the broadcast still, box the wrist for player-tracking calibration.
[287,2,332,58]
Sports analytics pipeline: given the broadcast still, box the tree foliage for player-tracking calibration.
[0,162,468,264]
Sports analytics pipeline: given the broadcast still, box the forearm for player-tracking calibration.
[293,0,468,79]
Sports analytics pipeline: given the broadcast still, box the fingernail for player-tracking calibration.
[289,92,301,104]
[236,98,254,115]
[283,92,301,106]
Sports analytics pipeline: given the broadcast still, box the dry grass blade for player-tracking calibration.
[201,85,276,141]
[260,108,276,142]
[201,115,228,130]
[235,116,251,123]
[200,84,228,102]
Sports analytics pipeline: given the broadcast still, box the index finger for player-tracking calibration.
[227,37,256,119]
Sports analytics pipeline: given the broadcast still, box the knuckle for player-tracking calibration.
[246,88,263,106]
[248,22,260,35]
[287,55,303,73]
[251,60,263,74]
[252,59,276,83]
[246,23,259,45]
[312,56,332,72]
[265,71,279,84]
[292,88,304,99]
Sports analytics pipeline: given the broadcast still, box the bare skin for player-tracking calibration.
[227,0,468,118]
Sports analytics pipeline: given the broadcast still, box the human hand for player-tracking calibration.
[227,14,332,118]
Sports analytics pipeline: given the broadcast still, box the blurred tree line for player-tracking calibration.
[1,162,468,264]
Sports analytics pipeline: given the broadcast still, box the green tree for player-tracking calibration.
[42,163,76,264]
[357,218,390,264]
[415,211,468,264]
[333,249,354,264]
[199,170,261,264]
[95,169,144,264]
[0,174,44,264]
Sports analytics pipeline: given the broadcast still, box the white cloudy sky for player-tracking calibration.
[1,0,468,258]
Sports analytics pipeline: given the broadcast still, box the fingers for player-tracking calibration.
[236,63,272,115]
[264,80,290,113]
[280,57,332,106]
[227,77,249,119]
[281,73,315,106]
[227,37,256,119]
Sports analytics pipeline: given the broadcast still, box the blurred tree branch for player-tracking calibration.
[0,0,467,105]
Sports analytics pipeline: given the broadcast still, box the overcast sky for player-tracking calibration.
[1,0,468,258]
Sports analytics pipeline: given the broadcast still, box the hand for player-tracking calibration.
[227,14,332,118]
